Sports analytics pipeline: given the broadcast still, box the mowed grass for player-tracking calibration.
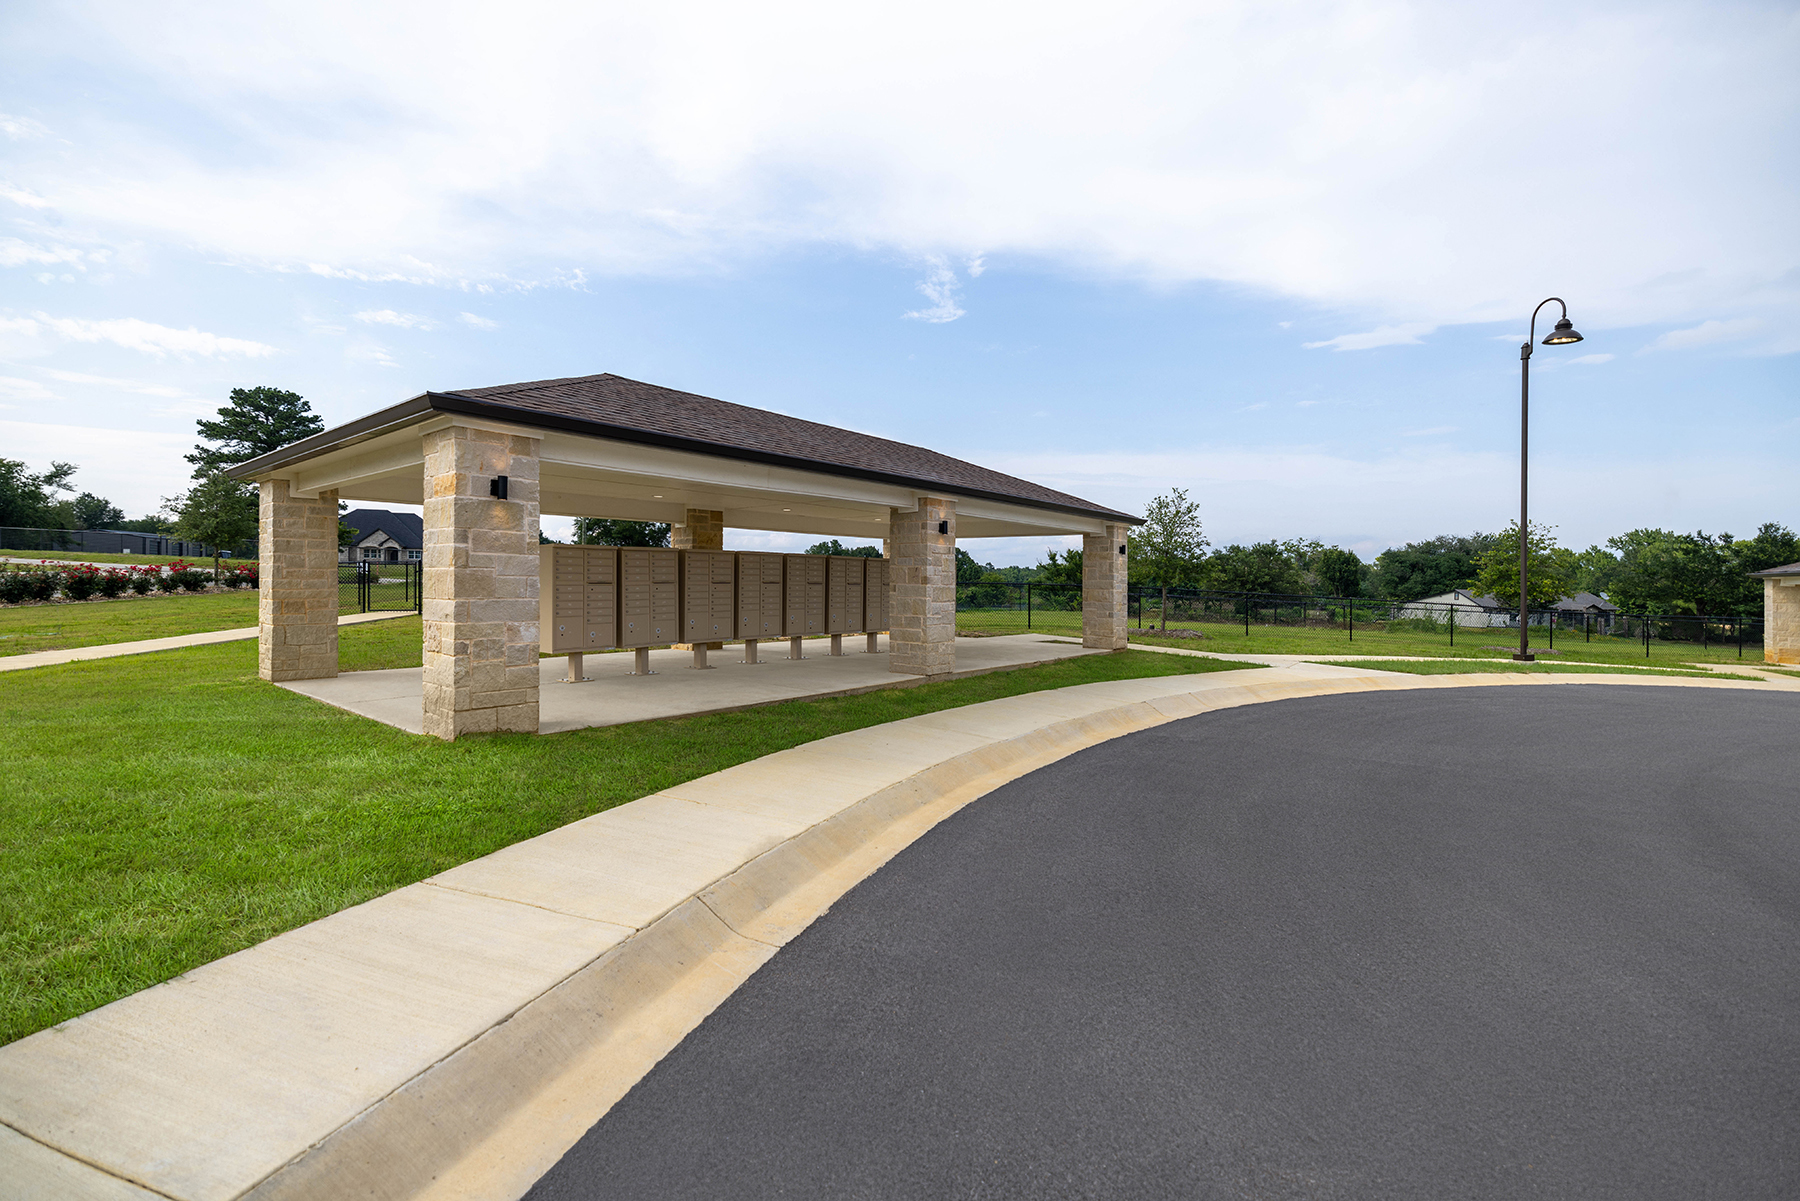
[0,630,1250,1044]
[0,590,264,656]
[1308,658,1763,681]
[1108,619,1756,666]
[0,549,234,567]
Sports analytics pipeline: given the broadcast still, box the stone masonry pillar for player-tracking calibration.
[1082,523,1131,650]
[1766,575,1800,665]
[673,508,724,651]
[670,508,724,551]
[890,497,955,676]
[421,424,542,740]
[257,479,340,682]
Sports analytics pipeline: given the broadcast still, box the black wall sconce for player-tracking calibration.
[937,520,948,535]
[1118,544,1126,555]
[489,475,508,500]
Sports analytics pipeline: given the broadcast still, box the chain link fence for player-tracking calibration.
[955,582,1767,658]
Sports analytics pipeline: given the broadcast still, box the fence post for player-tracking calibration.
[1644,615,1650,658]
[1026,582,1031,631]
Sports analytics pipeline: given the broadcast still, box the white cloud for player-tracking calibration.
[0,238,87,269]
[1648,317,1765,351]
[0,114,50,140]
[0,313,278,358]
[354,308,432,329]
[0,376,58,401]
[459,311,498,329]
[3,1,1787,342]
[0,183,51,209]
[965,255,986,278]
[1304,322,1436,352]
[1565,353,1613,365]
[39,368,194,399]
[902,260,965,323]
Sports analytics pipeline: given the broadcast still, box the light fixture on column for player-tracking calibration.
[938,521,948,534]
[488,475,508,499]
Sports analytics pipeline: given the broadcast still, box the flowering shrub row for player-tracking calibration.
[0,560,259,605]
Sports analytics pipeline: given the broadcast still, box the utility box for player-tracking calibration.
[827,556,866,634]
[864,557,890,632]
[681,550,736,644]
[540,545,617,653]
[619,547,680,647]
[784,553,826,635]
[736,553,784,639]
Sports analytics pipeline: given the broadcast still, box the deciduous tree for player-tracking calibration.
[1471,521,1573,609]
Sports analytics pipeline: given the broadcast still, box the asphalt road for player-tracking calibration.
[525,685,1800,1200]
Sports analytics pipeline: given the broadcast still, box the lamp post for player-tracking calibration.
[1514,297,1584,661]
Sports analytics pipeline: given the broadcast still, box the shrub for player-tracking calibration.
[0,570,31,605]
[24,568,62,602]
[232,563,259,589]
[98,568,131,598]
[62,563,102,601]
[165,559,209,592]
[128,568,156,595]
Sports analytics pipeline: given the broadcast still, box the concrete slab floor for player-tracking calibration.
[278,634,1107,734]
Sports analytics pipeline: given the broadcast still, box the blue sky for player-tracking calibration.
[2,1,1795,565]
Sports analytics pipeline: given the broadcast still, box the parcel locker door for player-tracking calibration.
[649,548,679,643]
[827,558,847,634]
[804,556,825,633]
[736,553,761,638]
[586,547,617,648]
[844,558,865,634]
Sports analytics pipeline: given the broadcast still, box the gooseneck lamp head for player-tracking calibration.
[1542,316,1583,345]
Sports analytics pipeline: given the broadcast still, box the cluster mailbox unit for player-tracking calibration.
[783,553,827,658]
[681,549,735,667]
[539,545,889,675]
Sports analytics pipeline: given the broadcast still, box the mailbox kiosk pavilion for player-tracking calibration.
[229,374,1140,740]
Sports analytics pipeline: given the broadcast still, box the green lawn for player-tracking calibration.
[1308,658,1762,681]
[1,549,236,567]
[1068,615,1766,669]
[0,633,1250,1044]
[0,590,264,656]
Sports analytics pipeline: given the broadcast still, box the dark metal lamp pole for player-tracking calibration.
[1514,298,1583,661]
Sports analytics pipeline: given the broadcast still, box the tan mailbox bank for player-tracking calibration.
[735,552,783,664]
[681,549,735,668]
[826,555,866,655]
[540,545,617,682]
[783,552,826,659]
[863,557,889,652]
[619,547,680,675]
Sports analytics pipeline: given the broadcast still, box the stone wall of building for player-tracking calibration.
[421,425,542,739]
[1082,522,1131,650]
[670,508,724,551]
[1768,578,1800,665]
[889,497,956,676]
[258,480,341,682]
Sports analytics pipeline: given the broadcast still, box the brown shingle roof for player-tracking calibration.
[1750,561,1800,577]
[433,373,1137,523]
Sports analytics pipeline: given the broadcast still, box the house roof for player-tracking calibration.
[229,373,1140,526]
[1750,561,1800,578]
[341,508,424,549]
[1553,591,1619,612]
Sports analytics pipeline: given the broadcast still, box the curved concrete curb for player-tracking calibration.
[0,664,1789,1201]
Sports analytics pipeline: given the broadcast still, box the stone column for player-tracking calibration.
[1082,523,1131,650]
[421,424,542,740]
[670,508,724,551]
[889,497,955,677]
[257,480,340,682]
[673,508,724,651]
[1767,576,1800,665]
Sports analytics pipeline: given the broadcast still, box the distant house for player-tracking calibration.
[1399,588,1619,629]
[339,509,423,565]
[1398,589,1506,627]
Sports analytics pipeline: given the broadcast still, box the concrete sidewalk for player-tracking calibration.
[0,661,1785,1201]
[280,634,1105,734]
[0,609,413,673]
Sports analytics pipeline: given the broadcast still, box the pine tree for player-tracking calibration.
[187,387,325,477]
